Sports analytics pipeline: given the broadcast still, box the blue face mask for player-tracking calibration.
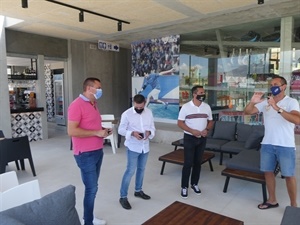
[270,86,281,96]
[94,89,103,99]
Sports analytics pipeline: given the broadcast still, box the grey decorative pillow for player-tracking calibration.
[0,214,25,225]
[236,123,252,142]
[212,121,237,141]
[1,185,81,225]
[244,125,264,149]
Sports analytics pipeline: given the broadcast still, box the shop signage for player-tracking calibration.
[98,40,119,52]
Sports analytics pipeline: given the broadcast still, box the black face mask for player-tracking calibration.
[134,108,144,114]
[196,94,206,102]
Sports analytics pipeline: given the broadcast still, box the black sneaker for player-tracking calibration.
[181,187,188,199]
[191,184,201,195]
[119,197,132,210]
[134,191,151,200]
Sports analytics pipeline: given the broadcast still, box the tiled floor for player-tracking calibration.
[5,123,300,225]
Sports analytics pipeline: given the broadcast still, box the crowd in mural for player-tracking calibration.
[131,35,180,76]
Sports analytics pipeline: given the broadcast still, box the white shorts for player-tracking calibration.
[148,88,160,100]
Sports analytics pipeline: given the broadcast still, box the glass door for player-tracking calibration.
[54,74,65,125]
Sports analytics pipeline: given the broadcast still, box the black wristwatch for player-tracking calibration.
[278,108,283,114]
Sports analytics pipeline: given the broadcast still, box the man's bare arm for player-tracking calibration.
[68,120,108,138]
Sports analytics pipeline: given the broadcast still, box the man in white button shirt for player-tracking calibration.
[118,94,156,210]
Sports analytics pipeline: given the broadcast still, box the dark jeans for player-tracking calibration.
[181,133,206,188]
[74,149,104,225]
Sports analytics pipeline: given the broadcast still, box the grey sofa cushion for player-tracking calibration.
[0,185,81,225]
[220,141,254,154]
[213,121,236,141]
[0,214,25,225]
[206,138,229,151]
[280,206,300,225]
[225,150,262,174]
[244,125,264,149]
[236,123,252,142]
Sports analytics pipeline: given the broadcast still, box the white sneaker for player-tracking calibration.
[82,217,106,225]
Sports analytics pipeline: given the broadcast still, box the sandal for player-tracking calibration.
[258,202,279,210]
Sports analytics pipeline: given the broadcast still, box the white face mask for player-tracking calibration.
[94,88,103,99]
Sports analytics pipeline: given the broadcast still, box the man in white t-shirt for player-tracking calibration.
[177,85,214,199]
[244,75,300,209]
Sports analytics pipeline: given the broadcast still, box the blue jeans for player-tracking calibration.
[74,149,104,225]
[120,148,149,198]
[181,133,206,188]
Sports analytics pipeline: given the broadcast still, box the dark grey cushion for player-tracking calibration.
[220,141,253,154]
[244,125,264,149]
[0,214,25,225]
[206,138,229,151]
[236,123,252,142]
[225,150,262,174]
[212,121,236,141]
[0,185,81,225]
[280,206,300,225]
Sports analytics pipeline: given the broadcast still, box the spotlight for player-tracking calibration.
[258,0,264,4]
[79,10,84,22]
[22,0,28,8]
[118,21,122,31]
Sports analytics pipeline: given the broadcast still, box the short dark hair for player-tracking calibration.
[191,85,204,94]
[272,75,287,85]
[133,94,146,104]
[83,77,101,91]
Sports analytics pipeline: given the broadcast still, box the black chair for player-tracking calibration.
[0,130,4,138]
[0,130,21,169]
[0,136,36,176]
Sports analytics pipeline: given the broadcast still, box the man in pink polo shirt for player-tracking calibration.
[68,77,110,225]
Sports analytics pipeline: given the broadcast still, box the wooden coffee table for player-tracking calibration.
[142,201,244,225]
[158,149,215,175]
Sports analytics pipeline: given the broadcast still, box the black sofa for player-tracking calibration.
[206,121,264,165]
[172,121,265,165]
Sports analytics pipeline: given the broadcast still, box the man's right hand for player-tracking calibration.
[191,129,201,138]
[96,129,109,138]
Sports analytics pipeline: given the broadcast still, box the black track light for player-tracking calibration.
[22,0,28,8]
[118,21,122,31]
[79,10,84,22]
[45,0,130,31]
[258,0,264,5]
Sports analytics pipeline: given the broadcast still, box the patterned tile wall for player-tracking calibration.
[45,64,55,121]
[11,112,43,141]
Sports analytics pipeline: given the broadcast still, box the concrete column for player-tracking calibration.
[36,54,48,139]
[280,16,294,95]
[0,16,12,137]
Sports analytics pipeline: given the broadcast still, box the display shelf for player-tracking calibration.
[8,74,37,80]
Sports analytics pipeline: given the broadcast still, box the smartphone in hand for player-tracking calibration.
[139,133,144,138]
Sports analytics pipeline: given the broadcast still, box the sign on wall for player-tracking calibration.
[98,40,119,52]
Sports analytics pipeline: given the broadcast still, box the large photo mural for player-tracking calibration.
[131,35,180,122]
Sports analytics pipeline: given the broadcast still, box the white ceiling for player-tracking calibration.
[1,0,300,50]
